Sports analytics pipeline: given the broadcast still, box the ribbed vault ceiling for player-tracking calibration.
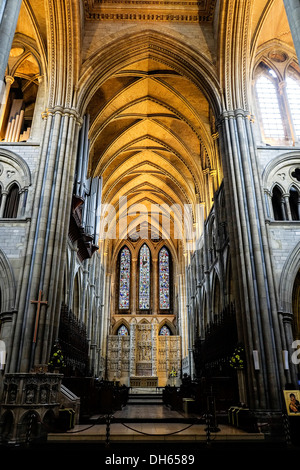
[87,57,214,255]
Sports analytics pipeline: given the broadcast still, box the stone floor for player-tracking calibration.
[47,392,265,445]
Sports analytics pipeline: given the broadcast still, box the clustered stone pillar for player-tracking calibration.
[7,107,81,373]
[283,0,300,65]
[0,0,22,82]
[218,108,288,411]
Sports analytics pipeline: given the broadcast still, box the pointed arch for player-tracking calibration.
[159,246,171,310]
[212,270,221,316]
[278,241,300,314]
[289,185,300,220]
[0,249,16,313]
[3,183,20,218]
[272,184,285,221]
[117,324,129,336]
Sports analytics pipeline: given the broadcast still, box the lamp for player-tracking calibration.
[253,350,260,370]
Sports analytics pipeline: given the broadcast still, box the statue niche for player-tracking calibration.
[136,324,152,376]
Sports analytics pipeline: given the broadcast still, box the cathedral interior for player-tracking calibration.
[0,0,300,451]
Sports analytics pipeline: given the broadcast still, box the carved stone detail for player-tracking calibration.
[107,318,181,386]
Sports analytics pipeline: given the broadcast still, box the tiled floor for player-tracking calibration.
[48,401,265,444]
[113,403,188,420]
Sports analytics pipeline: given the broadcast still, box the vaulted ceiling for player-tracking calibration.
[86,55,218,258]
[9,0,298,261]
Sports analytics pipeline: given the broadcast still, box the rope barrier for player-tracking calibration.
[120,418,202,436]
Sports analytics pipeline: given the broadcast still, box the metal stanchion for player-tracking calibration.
[206,392,220,433]
[105,414,113,447]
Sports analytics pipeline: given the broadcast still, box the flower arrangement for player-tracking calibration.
[48,343,66,372]
[229,344,245,370]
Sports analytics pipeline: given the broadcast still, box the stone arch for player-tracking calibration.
[212,269,222,316]
[77,30,222,119]
[0,248,16,313]
[0,409,14,443]
[72,272,80,319]
[18,410,41,443]
[262,152,300,187]
[158,319,176,336]
[112,319,131,336]
[0,148,31,190]
[278,241,300,315]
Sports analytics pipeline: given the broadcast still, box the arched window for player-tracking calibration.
[286,77,300,139]
[289,186,300,220]
[159,325,171,336]
[159,247,170,309]
[255,60,300,145]
[255,75,285,140]
[3,183,20,218]
[139,244,150,310]
[119,246,131,310]
[272,185,285,220]
[117,325,129,336]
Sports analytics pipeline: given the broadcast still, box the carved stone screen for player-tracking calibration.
[107,319,181,386]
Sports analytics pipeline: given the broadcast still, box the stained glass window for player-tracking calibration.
[119,246,131,309]
[159,247,170,309]
[118,325,129,336]
[159,325,171,336]
[139,244,150,309]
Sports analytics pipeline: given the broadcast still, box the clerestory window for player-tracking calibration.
[255,61,300,146]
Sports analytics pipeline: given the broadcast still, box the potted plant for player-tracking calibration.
[48,342,66,373]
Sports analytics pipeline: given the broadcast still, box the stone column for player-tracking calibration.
[283,193,292,220]
[218,109,286,411]
[0,0,22,82]
[264,189,273,219]
[7,107,81,373]
[151,322,158,377]
[0,75,13,138]
[283,0,300,64]
[129,321,136,380]
[281,312,298,387]
[0,189,8,217]
[153,258,158,314]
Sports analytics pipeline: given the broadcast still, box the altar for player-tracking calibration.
[106,318,181,387]
[130,376,158,387]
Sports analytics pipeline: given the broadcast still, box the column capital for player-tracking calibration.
[5,75,14,85]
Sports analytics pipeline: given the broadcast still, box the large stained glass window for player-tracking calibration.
[139,244,150,309]
[159,247,170,309]
[119,246,131,309]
